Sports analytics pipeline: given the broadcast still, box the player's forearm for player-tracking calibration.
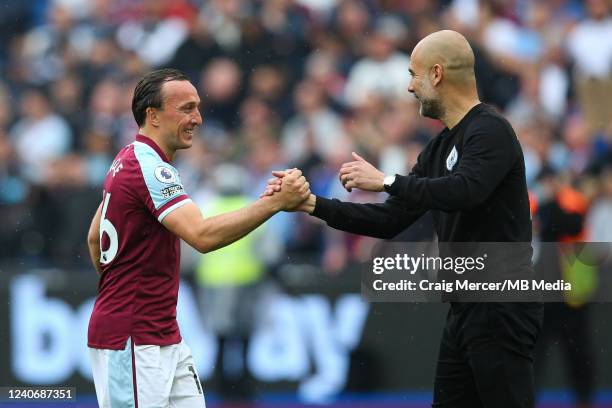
[197,197,279,253]
[87,204,103,275]
[88,241,103,275]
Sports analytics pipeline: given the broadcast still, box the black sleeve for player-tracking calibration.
[311,195,426,239]
[386,116,515,211]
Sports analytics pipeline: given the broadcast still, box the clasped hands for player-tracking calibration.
[262,152,385,211]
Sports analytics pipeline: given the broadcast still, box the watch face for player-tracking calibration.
[384,175,395,186]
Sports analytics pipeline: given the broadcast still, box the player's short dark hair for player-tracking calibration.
[132,68,190,127]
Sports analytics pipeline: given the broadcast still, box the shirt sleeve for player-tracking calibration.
[137,158,191,222]
[311,195,425,239]
[386,116,516,212]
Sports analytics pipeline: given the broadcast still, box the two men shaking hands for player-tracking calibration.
[261,152,387,213]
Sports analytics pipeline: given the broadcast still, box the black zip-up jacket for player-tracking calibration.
[310,103,542,346]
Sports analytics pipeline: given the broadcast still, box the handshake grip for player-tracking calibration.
[262,169,311,212]
[261,153,384,212]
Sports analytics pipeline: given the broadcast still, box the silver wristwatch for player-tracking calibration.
[383,174,396,191]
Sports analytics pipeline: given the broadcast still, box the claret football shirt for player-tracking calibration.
[88,134,190,349]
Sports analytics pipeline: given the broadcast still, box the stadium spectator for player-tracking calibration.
[281,79,346,163]
[344,16,411,107]
[10,88,72,184]
[566,0,612,133]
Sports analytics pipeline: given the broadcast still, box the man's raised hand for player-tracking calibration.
[339,152,385,192]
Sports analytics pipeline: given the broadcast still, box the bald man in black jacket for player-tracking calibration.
[266,30,543,408]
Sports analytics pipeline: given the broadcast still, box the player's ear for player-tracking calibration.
[146,107,160,127]
[431,64,443,86]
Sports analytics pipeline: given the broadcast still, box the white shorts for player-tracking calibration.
[89,338,206,408]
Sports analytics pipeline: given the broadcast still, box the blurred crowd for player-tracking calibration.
[0,0,611,269]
